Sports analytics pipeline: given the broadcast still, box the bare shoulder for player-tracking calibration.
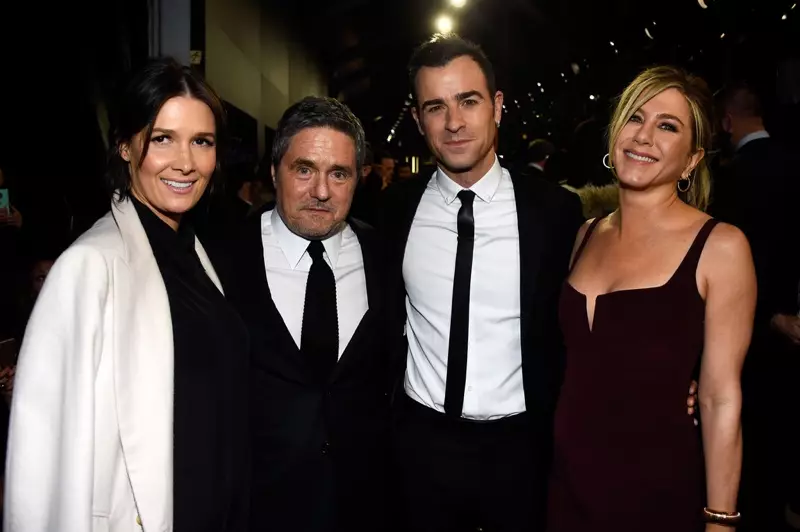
[698,221,754,294]
[703,222,752,263]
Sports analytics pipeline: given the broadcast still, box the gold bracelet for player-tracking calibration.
[703,507,742,527]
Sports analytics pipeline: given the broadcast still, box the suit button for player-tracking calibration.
[322,441,330,455]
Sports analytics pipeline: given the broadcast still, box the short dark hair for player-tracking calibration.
[527,139,556,162]
[373,148,394,163]
[717,81,763,118]
[106,57,227,200]
[407,33,496,108]
[272,96,365,175]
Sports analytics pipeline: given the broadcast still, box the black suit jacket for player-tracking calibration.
[711,137,800,331]
[212,213,393,532]
[381,169,585,423]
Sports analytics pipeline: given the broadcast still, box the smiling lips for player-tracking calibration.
[624,150,659,163]
[160,177,197,194]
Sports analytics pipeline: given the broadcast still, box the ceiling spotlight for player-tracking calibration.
[537,82,542,87]
[645,28,654,39]
[540,88,544,93]
[698,0,708,8]
[514,99,518,104]
[571,62,581,75]
[609,41,615,46]
[589,95,595,101]
[720,32,725,39]
[528,92,532,96]
[793,3,797,9]
[450,0,467,7]
[386,135,393,142]
[782,13,788,19]
[561,73,565,77]
[653,20,657,25]
[435,14,454,33]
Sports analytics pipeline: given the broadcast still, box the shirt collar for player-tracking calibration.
[736,130,770,151]
[270,208,343,270]
[435,156,503,205]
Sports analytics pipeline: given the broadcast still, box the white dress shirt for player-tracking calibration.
[403,157,524,420]
[736,130,770,151]
[261,208,368,358]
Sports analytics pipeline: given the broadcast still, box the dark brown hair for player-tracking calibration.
[106,57,227,199]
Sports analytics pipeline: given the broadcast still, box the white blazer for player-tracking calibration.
[4,198,224,532]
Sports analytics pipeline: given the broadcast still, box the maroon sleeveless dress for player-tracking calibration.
[546,217,719,532]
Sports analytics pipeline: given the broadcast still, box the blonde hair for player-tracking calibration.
[607,66,714,211]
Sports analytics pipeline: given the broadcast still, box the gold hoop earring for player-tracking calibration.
[677,175,693,193]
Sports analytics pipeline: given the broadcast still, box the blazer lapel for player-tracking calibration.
[510,172,545,347]
[111,198,174,531]
[237,215,312,379]
[330,221,380,380]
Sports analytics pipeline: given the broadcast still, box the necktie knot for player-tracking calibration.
[307,240,326,263]
[457,189,476,206]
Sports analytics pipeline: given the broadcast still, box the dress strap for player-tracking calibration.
[570,216,605,271]
[674,218,720,279]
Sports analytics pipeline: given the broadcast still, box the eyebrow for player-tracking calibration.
[152,127,216,138]
[291,157,318,170]
[329,164,354,175]
[653,113,685,126]
[421,90,485,109]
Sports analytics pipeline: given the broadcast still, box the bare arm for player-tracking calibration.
[697,223,756,528]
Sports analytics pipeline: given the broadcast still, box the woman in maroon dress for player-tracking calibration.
[547,66,756,532]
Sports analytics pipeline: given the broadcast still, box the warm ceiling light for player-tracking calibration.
[435,15,454,33]
[450,0,467,7]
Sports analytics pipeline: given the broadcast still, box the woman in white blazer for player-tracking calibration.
[4,58,250,532]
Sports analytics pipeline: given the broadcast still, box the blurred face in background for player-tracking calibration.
[121,96,217,230]
[377,157,395,182]
[30,259,54,299]
[412,55,502,179]
[272,127,358,240]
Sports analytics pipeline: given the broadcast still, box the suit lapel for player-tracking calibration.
[396,176,430,266]
[111,199,174,531]
[237,216,310,378]
[330,221,379,381]
[510,172,545,352]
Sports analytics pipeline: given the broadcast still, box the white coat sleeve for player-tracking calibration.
[4,245,110,532]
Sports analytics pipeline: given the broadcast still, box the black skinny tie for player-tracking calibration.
[300,240,339,382]
[444,190,476,418]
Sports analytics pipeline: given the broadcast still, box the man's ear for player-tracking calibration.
[411,106,425,136]
[493,91,504,127]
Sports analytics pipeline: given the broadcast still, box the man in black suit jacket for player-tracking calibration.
[713,82,800,531]
[214,97,392,532]
[382,34,584,532]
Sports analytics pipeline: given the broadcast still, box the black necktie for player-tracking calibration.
[444,190,476,418]
[301,240,339,382]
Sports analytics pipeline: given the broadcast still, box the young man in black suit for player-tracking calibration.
[215,97,392,532]
[381,34,585,532]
